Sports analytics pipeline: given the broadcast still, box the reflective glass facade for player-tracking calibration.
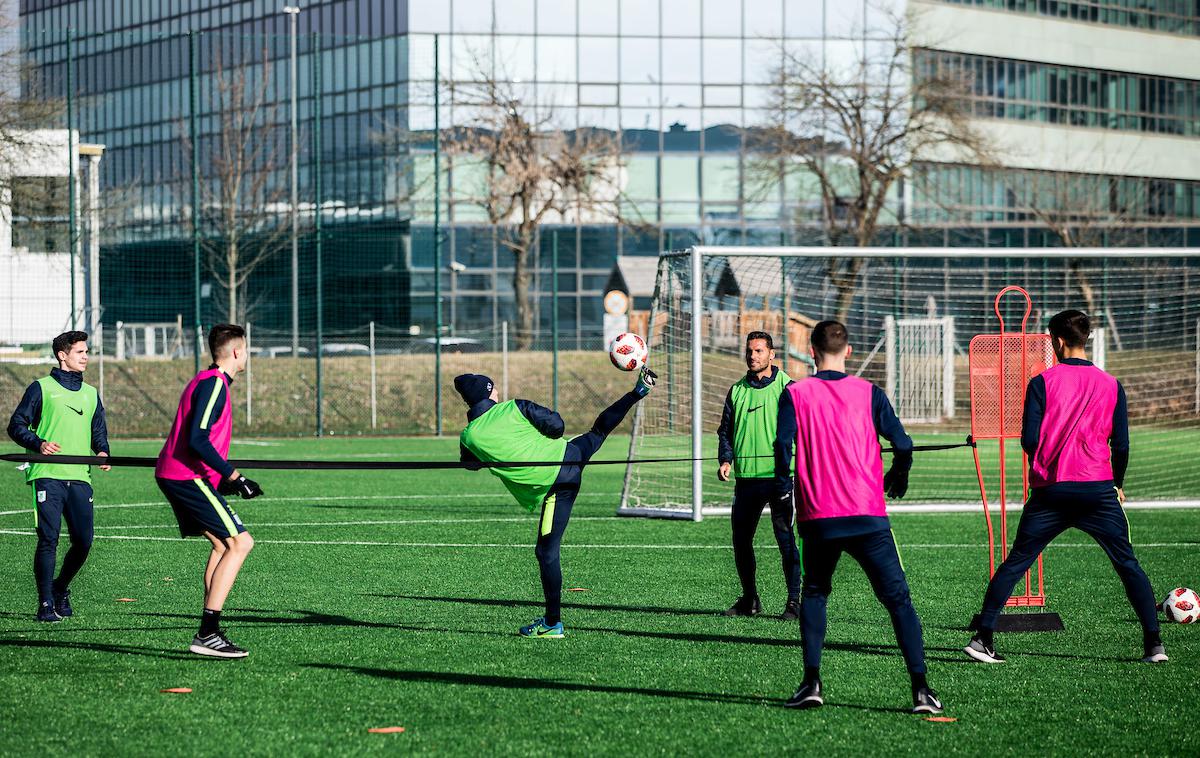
[919,49,1200,136]
[16,0,1200,340]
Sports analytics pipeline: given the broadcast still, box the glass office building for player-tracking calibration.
[17,0,1200,341]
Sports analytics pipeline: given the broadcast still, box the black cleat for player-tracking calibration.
[964,637,1005,663]
[780,599,800,621]
[189,631,249,659]
[1142,643,1168,663]
[722,595,762,617]
[36,601,62,623]
[785,680,823,709]
[912,686,944,714]
[53,589,73,618]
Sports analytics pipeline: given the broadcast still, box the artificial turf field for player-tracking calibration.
[0,437,1197,756]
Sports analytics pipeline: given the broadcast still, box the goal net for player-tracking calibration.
[619,246,1200,520]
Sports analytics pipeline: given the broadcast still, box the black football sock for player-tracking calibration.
[544,613,561,627]
[200,608,221,636]
[975,626,994,647]
[803,666,820,685]
[910,671,928,690]
[1144,629,1162,648]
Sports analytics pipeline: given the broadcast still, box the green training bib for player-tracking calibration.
[460,400,567,512]
[27,375,99,483]
[730,369,791,479]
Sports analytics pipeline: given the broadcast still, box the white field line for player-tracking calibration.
[0,492,613,517]
[90,516,625,530]
[4,496,1197,520]
[0,529,1194,550]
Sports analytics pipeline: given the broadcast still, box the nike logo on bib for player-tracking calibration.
[66,405,84,415]
[747,405,763,413]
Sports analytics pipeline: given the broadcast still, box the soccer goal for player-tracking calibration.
[619,246,1200,520]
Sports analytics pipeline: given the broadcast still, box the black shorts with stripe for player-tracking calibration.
[155,477,247,539]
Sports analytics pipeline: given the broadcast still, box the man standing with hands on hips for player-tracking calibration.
[7,331,110,622]
[716,331,801,619]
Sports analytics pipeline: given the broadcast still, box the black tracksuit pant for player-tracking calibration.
[535,391,642,625]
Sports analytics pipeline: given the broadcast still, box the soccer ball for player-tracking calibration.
[1161,587,1200,623]
[608,332,648,371]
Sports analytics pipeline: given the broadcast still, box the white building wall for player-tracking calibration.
[0,129,82,345]
[912,0,1200,81]
[911,0,1200,182]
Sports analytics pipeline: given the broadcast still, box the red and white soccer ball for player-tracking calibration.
[608,332,648,372]
[1161,587,1200,624]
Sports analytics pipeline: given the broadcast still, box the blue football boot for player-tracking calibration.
[519,617,565,638]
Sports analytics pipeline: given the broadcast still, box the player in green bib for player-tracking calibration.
[6,331,110,622]
[457,367,656,638]
[716,331,800,619]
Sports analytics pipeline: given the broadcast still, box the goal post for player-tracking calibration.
[619,245,1200,520]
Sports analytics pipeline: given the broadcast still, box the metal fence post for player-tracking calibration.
[370,320,378,429]
[552,229,559,409]
[96,323,104,402]
[433,33,443,436]
[502,320,509,400]
[66,27,76,329]
[313,32,324,437]
[188,30,202,374]
[246,321,252,425]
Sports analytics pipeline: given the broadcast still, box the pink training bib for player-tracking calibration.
[786,375,886,522]
[1030,363,1117,487]
[155,368,233,488]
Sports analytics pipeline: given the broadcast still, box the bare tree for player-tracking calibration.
[178,49,289,324]
[441,56,626,349]
[748,6,989,321]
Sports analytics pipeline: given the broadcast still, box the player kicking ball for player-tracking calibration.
[456,366,656,638]
[964,310,1166,665]
[775,321,942,714]
[155,324,262,658]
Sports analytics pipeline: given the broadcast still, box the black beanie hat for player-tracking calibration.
[454,374,495,406]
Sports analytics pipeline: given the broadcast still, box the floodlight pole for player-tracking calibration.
[284,5,300,358]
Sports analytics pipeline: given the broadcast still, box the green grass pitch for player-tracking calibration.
[1,436,1197,756]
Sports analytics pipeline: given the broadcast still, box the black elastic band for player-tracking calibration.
[1,437,974,472]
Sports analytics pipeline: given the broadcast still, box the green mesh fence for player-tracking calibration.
[0,26,1198,439]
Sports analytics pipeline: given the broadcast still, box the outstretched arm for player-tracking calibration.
[872,386,913,471]
[515,399,565,439]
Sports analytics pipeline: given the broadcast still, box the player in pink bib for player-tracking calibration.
[775,321,942,715]
[155,324,262,659]
[965,310,1165,665]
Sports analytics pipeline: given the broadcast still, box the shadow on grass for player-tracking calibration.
[0,638,195,660]
[130,609,420,631]
[303,663,775,706]
[371,594,723,618]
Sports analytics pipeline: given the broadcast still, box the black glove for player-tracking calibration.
[219,475,263,499]
[883,467,908,499]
